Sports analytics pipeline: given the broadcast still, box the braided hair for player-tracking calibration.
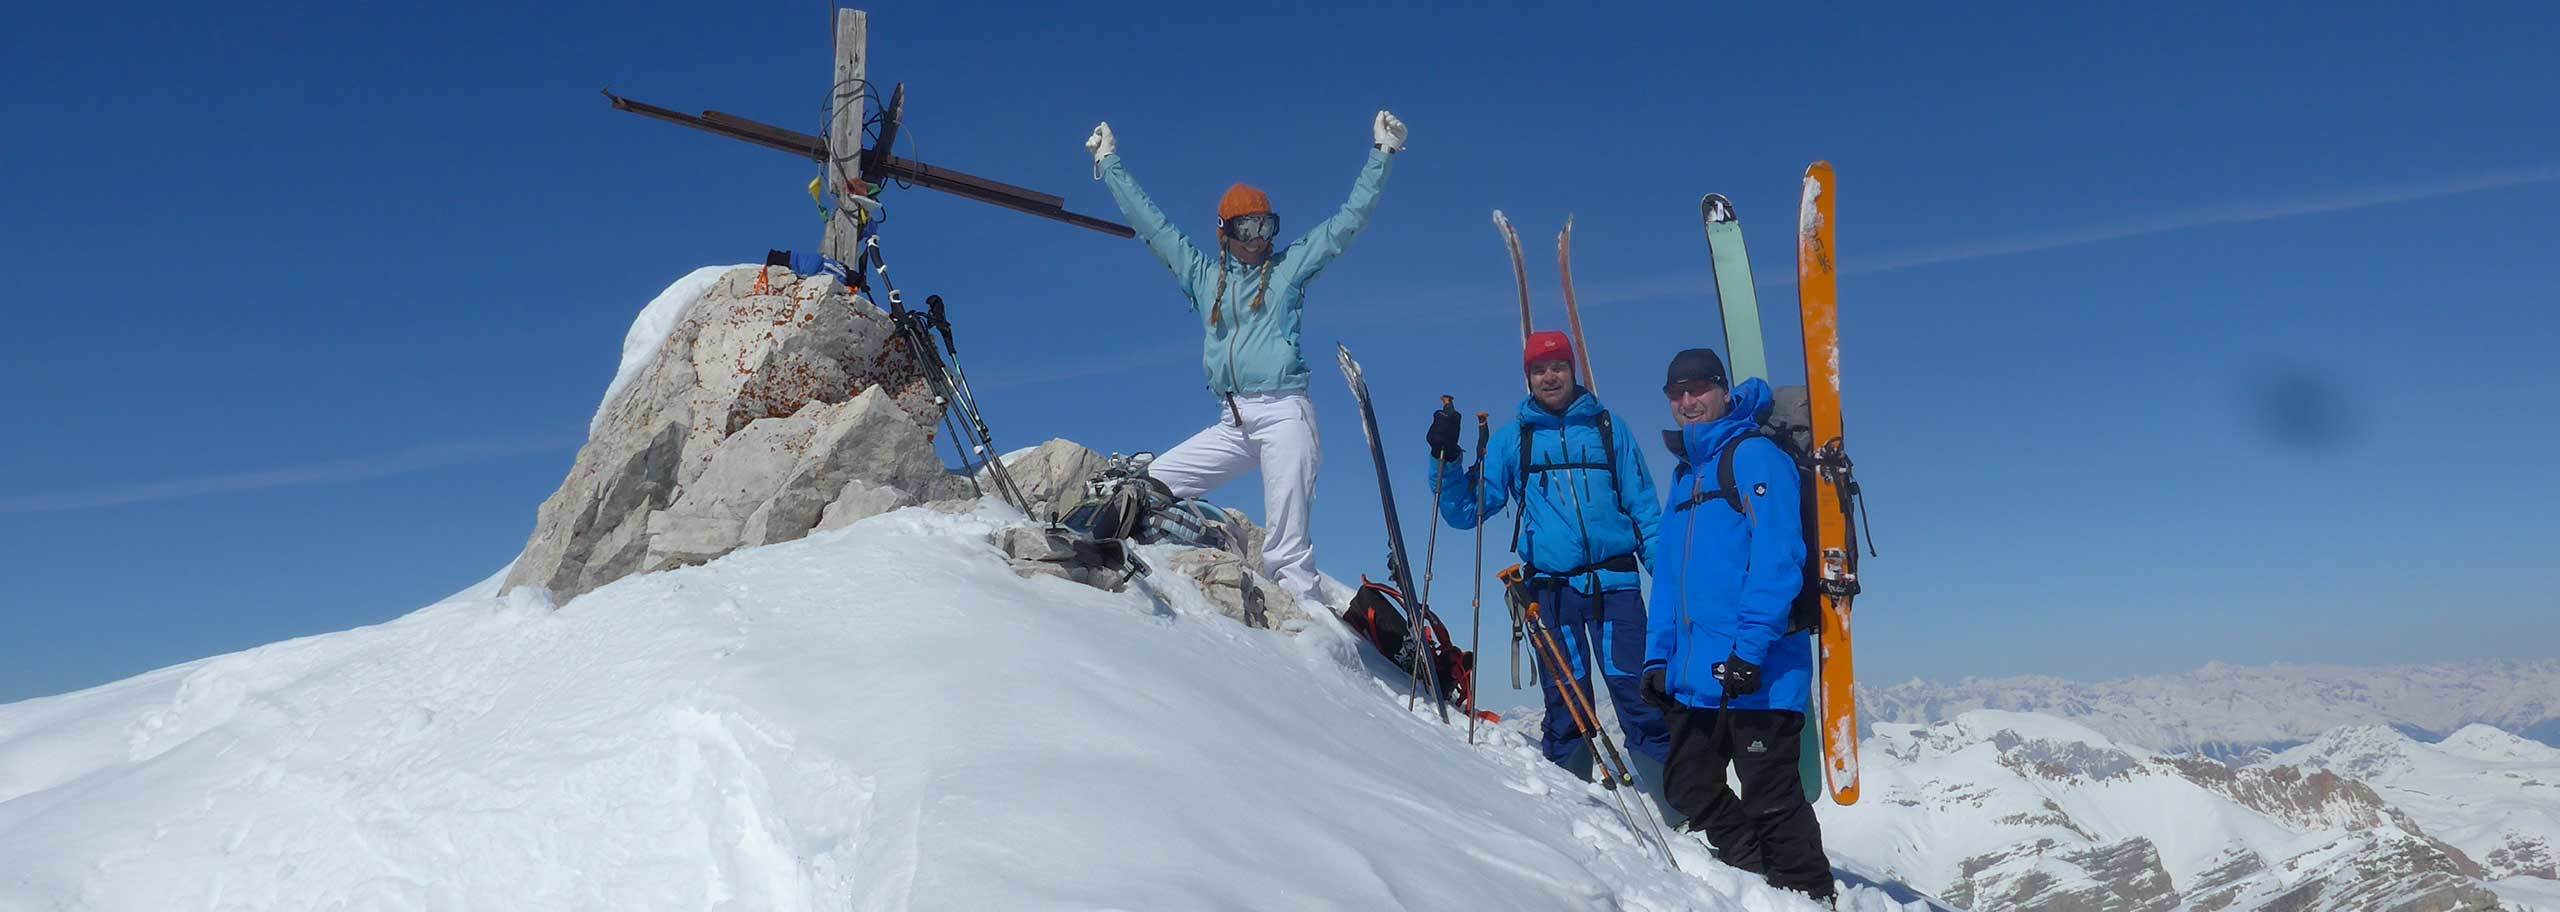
[1208,243,1272,325]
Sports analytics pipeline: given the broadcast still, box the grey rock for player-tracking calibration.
[504,268,954,602]
[816,481,916,532]
[996,527,1134,592]
[1163,548,1303,631]
[989,439,1110,521]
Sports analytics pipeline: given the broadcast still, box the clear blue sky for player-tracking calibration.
[5,1,2557,704]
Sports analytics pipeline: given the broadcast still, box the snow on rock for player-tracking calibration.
[595,264,742,434]
[2267,722,2560,881]
[508,267,967,603]
[0,507,1936,911]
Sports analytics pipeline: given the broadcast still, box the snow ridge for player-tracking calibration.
[0,506,1927,910]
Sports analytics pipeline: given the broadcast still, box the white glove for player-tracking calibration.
[1086,122,1117,163]
[1372,110,1407,153]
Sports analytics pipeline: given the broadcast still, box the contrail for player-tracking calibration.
[0,432,577,514]
[1862,163,2560,273]
[1574,162,2560,305]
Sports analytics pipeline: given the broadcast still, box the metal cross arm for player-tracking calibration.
[603,90,1134,239]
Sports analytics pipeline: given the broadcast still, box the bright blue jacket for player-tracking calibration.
[1644,380,1812,713]
[1097,149,1394,394]
[1429,391,1662,594]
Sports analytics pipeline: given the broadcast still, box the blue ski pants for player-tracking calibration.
[1531,582,1671,771]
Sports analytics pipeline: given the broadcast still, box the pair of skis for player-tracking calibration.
[1492,211,1600,393]
[1701,163,1864,806]
[1488,210,1605,691]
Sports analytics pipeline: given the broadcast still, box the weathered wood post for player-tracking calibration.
[819,8,868,270]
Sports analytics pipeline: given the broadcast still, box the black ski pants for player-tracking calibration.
[1660,703,1833,900]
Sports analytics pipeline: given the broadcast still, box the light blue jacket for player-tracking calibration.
[1644,380,1812,713]
[1098,149,1394,394]
[1429,391,1662,594]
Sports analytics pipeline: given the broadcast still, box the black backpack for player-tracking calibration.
[1664,386,1824,636]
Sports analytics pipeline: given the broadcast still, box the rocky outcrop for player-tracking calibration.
[988,439,1110,522]
[1941,837,2178,912]
[504,267,963,601]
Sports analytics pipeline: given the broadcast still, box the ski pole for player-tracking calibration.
[1503,567,1633,787]
[1415,396,1451,714]
[1508,566,1681,869]
[1467,411,1489,744]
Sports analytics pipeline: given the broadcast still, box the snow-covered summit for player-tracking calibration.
[0,500,1946,910]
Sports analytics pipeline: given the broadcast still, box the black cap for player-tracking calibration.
[1663,348,1728,391]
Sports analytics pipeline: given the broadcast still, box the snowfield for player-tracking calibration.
[0,504,1927,911]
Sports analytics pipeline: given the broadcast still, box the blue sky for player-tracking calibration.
[4,1,2557,705]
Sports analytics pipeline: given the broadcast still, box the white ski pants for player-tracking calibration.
[1147,391,1323,603]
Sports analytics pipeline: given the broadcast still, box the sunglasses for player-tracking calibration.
[1663,380,1726,401]
[1223,213,1279,242]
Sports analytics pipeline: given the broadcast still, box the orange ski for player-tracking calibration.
[1798,161,1863,805]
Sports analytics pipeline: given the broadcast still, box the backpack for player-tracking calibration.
[1510,409,1637,560]
[1342,579,1475,709]
[1060,455,1252,558]
[1664,386,1824,636]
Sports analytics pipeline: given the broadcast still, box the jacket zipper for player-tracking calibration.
[1224,263,1245,424]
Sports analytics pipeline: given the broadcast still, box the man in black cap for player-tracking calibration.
[1642,347,1835,904]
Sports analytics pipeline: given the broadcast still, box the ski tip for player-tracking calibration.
[1702,194,1736,223]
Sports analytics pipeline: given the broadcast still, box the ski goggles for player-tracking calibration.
[1222,212,1278,242]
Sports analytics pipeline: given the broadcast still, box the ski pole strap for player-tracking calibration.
[1519,552,1640,582]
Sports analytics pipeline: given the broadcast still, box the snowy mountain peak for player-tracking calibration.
[2274,724,2426,782]
[2442,724,2560,764]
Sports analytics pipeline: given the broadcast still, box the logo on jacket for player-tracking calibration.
[1752,482,1768,497]
[1746,740,1767,754]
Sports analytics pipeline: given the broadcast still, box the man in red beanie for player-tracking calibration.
[1079,111,1405,607]
[1424,331,1670,784]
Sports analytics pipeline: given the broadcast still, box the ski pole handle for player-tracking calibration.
[1473,412,1489,456]
[926,294,957,354]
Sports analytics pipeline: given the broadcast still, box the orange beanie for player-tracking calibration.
[1218,183,1273,221]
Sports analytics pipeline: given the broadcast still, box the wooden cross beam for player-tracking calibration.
[604,8,1132,244]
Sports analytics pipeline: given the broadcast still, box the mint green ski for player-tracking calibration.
[1702,194,1770,384]
[1701,191,1821,803]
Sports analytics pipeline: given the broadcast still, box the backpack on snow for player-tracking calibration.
[1341,579,1476,710]
[1663,385,1827,636]
[1060,454,1252,558]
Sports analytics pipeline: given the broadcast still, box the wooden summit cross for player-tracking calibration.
[604,7,1132,272]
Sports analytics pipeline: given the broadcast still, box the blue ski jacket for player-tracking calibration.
[1645,379,1812,713]
[1429,390,1662,594]
[1097,149,1394,395]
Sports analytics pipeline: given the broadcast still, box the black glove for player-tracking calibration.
[1712,657,1763,698]
[1641,666,1672,709]
[1426,402,1463,462]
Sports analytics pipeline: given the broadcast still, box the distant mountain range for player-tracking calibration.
[1863,659,2560,760]
[1821,710,2558,910]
